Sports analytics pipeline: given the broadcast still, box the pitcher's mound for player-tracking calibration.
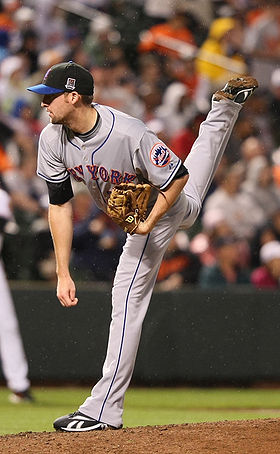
[1,418,280,454]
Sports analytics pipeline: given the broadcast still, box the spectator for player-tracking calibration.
[190,208,235,267]
[71,190,125,282]
[32,3,68,52]
[240,136,266,165]
[0,0,20,34]
[190,207,250,268]
[143,0,213,34]
[203,162,264,239]
[199,235,251,288]
[64,27,84,61]
[2,153,46,226]
[249,222,277,269]
[196,16,247,93]
[0,142,13,172]
[244,0,280,89]
[138,84,163,124]
[170,112,206,161]
[0,116,37,168]
[143,0,179,22]
[1,154,47,279]
[11,98,43,139]
[108,1,150,69]
[138,6,196,59]
[249,208,280,268]
[0,54,28,115]
[157,230,201,291]
[84,14,120,67]
[162,53,208,108]
[224,117,260,164]
[267,209,280,243]
[12,6,38,73]
[272,147,280,189]
[137,53,168,94]
[156,81,197,137]
[241,89,274,151]
[0,29,10,62]
[94,59,145,120]
[29,194,54,281]
[251,240,280,289]
[16,29,39,75]
[242,155,280,223]
[268,68,280,148]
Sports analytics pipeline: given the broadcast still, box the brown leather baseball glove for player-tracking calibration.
[107,183,151,234]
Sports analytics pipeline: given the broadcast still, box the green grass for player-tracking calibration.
[1,386,280,435]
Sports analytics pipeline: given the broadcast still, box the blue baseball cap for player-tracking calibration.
[27,61,94,95]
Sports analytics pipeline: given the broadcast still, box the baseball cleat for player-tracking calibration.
[213,76,258,104]
[53,411,121,432]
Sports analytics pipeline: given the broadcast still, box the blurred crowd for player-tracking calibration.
[1,0,280,289]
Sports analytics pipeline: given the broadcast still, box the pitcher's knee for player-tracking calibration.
[181,202,201,229]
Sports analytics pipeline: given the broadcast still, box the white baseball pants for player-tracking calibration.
[0,258,30,392]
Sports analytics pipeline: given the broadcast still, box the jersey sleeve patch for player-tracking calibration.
[149,143,171,167]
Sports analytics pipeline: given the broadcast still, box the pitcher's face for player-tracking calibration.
[41,92,73,124]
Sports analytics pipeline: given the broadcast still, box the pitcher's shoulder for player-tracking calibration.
[95,103,146,135]
[39,123,64,142]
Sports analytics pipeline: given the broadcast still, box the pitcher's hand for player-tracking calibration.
[57,275,78,307]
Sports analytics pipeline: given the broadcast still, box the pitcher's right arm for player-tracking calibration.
[48,201,78,307]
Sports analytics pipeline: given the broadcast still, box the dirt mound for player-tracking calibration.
[1,418,280,454]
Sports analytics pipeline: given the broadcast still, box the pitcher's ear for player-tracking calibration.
[65,91,80,104]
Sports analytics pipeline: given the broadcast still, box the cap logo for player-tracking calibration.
[65,77,76,90]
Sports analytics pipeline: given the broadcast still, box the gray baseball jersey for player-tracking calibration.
[37,99,242,428]
[37,104,182,210]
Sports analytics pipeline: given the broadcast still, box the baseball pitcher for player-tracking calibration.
[27,61,258,431]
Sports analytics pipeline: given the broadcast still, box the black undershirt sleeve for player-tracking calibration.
[47,177,74,205]
[172,163,189,180]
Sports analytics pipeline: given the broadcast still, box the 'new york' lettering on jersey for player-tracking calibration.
[68,165,136,184]
[37,104,182,211]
